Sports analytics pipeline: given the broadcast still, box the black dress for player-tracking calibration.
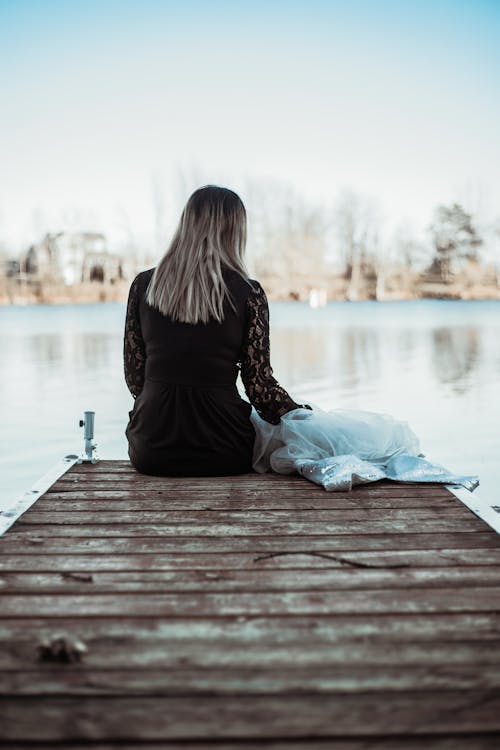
[123,267,308,476]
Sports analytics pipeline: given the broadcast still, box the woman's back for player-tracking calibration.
[123,184,307,477]
[138,266,252,388]
[124,265,305,476]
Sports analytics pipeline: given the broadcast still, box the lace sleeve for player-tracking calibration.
[240,281,312,424]
[124,274,146,399]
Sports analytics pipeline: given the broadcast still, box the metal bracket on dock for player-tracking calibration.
[77,411,99,464]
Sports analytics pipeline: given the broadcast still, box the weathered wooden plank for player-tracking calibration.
[59,468,454,491]
[43,483,457,496]
[64,464,451,484]
[50,474,313,485]
[68,459,131,467]
[48,476,456,494]
[62,481,453,500]
[2,532,497,554]
[30,493,464,509]
[2,587,500,617]
[2,548,500,571]
[44,483,465,501]
[5,517,488,538]
[56,489,461,505]
[2,636,500,669]
[1,692,500,740]
[3,664,500,695]
[2,566,500,593]
[3,740,500,750]
[3,738,499,750]
[52,467,451,482]
[2,613,499,645]
[16,507,476,525]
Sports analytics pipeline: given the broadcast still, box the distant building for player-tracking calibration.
[24,232,124,284]
[5,259,21,277]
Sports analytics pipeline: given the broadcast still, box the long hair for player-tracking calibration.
[146,185,250,324]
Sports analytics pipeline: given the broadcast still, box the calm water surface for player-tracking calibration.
[0,299,498,511]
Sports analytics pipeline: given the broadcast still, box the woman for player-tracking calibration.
[124,184,311,477]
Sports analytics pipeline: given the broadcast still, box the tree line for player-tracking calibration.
[244,183,499,300]
[1,179,499,303]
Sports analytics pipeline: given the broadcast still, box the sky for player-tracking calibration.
[0,0,499,253]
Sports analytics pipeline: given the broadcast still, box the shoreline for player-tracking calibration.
[1,281,500,306]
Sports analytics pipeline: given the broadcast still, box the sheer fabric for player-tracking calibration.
[239,281,311,424]
[250,404,479,492]
[124,274,146,399]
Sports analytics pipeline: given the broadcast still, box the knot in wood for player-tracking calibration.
[37,633,88,664]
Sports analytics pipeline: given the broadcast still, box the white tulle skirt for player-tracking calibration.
[250,405,479,493]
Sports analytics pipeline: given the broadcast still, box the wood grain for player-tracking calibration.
[1,692,500,739]
[0,461,499,745]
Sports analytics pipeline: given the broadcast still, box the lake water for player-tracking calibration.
[0,299,498,512]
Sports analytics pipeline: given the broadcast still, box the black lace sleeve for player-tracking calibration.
[240,281,312,424]
[124,274,146,399]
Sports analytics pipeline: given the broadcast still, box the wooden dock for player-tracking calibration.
[1,460,500,747]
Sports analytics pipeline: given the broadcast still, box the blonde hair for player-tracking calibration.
[146,185,250,324]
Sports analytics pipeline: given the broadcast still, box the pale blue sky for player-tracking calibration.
[0,0,499,250]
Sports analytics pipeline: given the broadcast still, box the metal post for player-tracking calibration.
[77,411,99,464]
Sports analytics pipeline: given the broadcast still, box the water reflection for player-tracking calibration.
[431,327,480,394]
[340,329,381,390]
[271,327,385,392]
[25,332,118,370]
[396,329,417,363]
[272,328,331,385]
[271,319,484,398]
[28,333,63,364]
[76,333,118,369]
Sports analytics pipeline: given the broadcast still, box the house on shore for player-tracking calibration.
[24,232,124,285]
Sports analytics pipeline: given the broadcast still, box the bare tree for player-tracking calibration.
[333,190,380,300]
[112,205,146,276]
[428,203,482,282]
[489,217,500,288]
[244,178,328,297]
[391,221,430,274]
[151,173,171,259]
